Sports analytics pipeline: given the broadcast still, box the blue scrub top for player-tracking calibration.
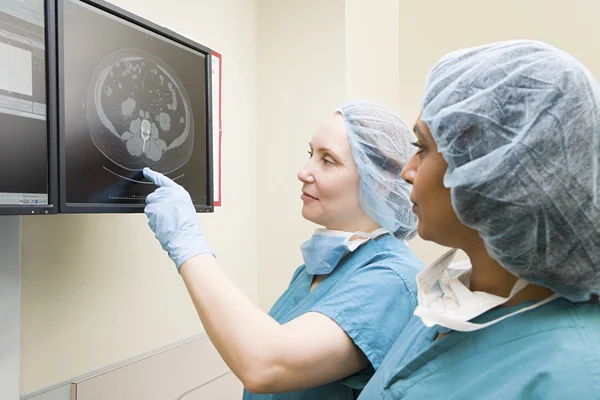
[358,298,600,399]
[243,234,423,400]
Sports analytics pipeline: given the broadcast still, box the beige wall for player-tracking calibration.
[20,0,258,393]
[257,0,347,310]
[397,0,600,124]
[345,0,401,110]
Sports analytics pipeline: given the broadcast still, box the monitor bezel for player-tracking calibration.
[56,0,214,214]
[0,0,59,215]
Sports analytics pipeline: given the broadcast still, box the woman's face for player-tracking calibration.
[401,112,475,247]
[297,113,374,232]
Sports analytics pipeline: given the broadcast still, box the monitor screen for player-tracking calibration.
[0,0,56,215]
[58,0,213,213]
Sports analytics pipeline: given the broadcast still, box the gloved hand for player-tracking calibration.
[143,167,214,271]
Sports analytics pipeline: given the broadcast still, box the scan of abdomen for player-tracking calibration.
[86,48,195,175]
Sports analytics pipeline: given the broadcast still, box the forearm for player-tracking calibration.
[142,170,330,392]
[179,254,288,391]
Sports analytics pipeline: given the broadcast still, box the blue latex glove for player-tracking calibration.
[143,167,213,271]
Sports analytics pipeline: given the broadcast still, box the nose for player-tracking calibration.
[297,162,315,183]
[401,155,417,185]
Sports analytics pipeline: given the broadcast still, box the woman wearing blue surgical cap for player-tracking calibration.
[358,40,600,399]
[143,100,423,399]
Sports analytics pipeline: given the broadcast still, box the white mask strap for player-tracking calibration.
[345,228,390,251]
[417,293,561,332]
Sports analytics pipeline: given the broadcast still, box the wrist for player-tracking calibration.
[179,253,217,274]
[165,234,212,271]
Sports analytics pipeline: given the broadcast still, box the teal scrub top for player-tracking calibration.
[358,298,600,399]
[243,234,423,400]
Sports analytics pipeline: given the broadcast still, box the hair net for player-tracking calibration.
[421,40,600,302]
[336,100,417,240]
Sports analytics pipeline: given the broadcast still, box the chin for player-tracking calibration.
[417,221,440,243]
[417,222,459,248]
[301,207,317,223]
[301,208,325,227]
[416,223,430,241]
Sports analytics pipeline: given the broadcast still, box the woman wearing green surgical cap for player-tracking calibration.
[143,100,424,399]
[358,40,600,399]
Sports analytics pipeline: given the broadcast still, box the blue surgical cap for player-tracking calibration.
[421,40,600,302]
[336,100,418,240]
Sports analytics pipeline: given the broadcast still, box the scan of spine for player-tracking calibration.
[86,48,194,174]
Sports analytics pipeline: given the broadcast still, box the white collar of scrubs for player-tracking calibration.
[414,249,561,332]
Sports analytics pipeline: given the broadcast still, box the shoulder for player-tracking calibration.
[529,301,600,381]
[348,235,423,295]
[448,300,600,397]
[316,235,424,312]
[461,299,600,358]
[377,300,600,399]
[309,240,424,370]
[357,234,424,279]
[477,312,600,398]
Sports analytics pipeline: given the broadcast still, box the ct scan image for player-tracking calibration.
[87,49,194,174]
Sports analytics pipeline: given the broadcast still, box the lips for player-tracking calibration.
[302,191,318,200]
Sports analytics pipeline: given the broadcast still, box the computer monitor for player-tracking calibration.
[57,0,214,213]
[0,0,58,215]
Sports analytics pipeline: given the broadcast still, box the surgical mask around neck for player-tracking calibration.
[301,228,388,275]
[414,249,560,332]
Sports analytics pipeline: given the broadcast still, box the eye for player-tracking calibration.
[322,158,334,166]
[307,149,313,158]
[411,141,425,154]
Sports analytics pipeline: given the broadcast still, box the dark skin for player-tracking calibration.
[401,112,554,339]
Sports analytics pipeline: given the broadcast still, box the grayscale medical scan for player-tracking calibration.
[61,0,210,210]
[87,48,195,173]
